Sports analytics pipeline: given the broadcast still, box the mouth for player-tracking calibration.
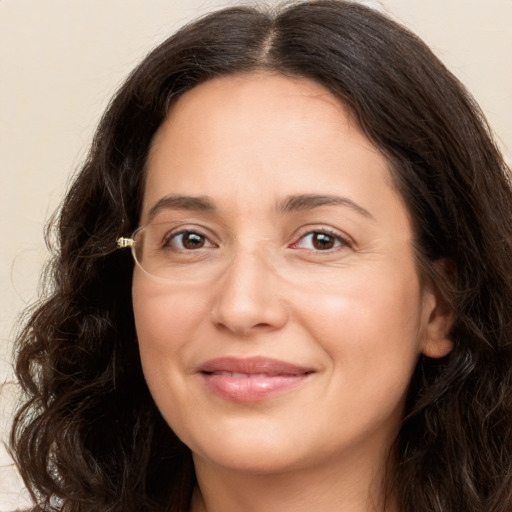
[197,357,314,402]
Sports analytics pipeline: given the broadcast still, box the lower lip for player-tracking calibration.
[200,373,310,402]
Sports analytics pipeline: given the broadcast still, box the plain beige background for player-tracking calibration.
[1,0,511,508]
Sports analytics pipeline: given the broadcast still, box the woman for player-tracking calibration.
[11,1,512,511]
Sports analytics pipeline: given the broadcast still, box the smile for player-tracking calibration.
[198,357,314,402]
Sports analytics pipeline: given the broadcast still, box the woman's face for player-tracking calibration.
[133,73,451,476]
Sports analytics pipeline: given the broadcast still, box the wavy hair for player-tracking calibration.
[11,1,512,511]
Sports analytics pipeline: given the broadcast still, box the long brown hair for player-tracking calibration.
[11,1,512,510]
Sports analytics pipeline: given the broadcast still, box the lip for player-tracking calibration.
[197,357,314,402]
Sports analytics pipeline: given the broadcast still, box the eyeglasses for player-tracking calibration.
[117,222,217,281]
[117,220,354,285]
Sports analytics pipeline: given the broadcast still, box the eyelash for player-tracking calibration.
[164,228,352,252]
[163,230,217,251]
[289,228,352,251]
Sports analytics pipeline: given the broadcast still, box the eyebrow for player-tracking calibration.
[146,193,373,222]
[278,194,374,219]
[147,194,215,222]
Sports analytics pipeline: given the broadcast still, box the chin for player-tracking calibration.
[178,419,315,474]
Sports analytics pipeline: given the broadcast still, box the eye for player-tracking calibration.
[291,230,351,251]
[165,230,216,250]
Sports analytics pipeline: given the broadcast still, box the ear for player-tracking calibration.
[421,259,454,359]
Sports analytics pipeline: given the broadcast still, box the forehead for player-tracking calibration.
[146,72,375,179]
[164,72,352,129]
[156,72,360,143]
[141,72,407,231]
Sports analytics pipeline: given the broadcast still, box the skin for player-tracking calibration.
[132,73,452,512]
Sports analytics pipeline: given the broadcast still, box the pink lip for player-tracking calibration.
[198,357,314,402]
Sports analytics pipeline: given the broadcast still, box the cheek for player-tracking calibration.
[293,263,425,380]
[298,264,423,336]
[132,275,211,390]
[134,274,204,342]
[132,277,216,435]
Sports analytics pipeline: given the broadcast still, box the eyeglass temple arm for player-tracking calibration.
[117,237,134,248]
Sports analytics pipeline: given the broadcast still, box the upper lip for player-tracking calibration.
[198,356,314,375]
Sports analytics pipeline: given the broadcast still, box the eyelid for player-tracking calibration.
[152,222,353,252]
[164,227,218,249]
[288,226,353,250]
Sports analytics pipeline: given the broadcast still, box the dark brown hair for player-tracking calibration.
[11,1,512,511]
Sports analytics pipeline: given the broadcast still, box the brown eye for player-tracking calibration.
[311,232,335,250]
[292,230,350,251]
[182,232,205,249]
[169,231,210,250]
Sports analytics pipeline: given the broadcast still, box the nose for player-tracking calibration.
[210,249,289,337]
